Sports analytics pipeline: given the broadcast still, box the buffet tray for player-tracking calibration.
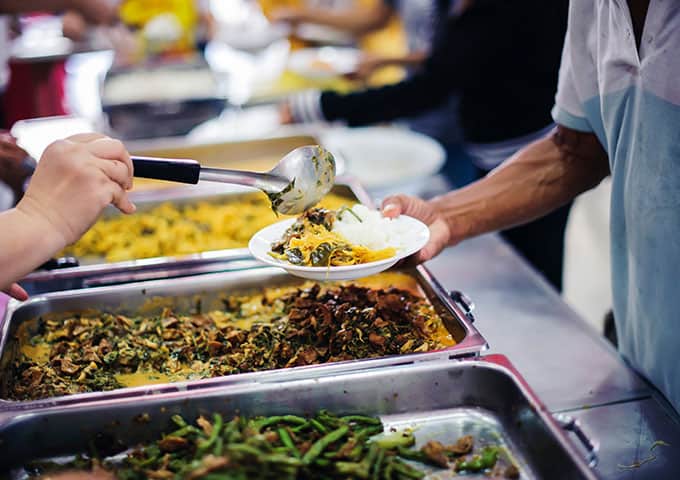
[19,178,369,295]
[1,265,486,411]
[0,355,598,479]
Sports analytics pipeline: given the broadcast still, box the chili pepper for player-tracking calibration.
[455,445,499,472]
[340,415,382,425]
[302,425,350,464]
[171,414,187,428]
[371,431,415,449]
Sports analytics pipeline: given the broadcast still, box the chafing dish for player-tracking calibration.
[1,265,486,411]
[19,176,368,295]
[102,60,226,140]
[0,355,597,479]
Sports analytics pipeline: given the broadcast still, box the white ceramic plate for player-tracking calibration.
[288,47,360,79]
[249,215,430,281]
[321,127,446,190]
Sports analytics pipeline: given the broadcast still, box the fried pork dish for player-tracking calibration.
[5,274,453,401]
[26,410,520,479]
[270,207,396,267]
[61,193,353,262]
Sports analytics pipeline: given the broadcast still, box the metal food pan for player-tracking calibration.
[19,177,369,295]
[1,265,486,411]
[0,356,597,479]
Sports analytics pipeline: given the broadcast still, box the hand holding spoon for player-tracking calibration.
[131,145,336,215]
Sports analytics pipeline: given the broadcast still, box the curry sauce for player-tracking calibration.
[6,273,455,401]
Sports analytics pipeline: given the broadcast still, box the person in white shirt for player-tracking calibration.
[384,0,680,414]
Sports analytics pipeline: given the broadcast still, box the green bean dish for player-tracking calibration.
[25,410,521,479]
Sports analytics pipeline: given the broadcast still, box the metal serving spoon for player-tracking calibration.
[131,145,336,215]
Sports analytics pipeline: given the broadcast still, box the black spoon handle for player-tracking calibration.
[131,156,201,184]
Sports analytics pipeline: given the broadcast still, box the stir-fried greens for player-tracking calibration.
[25,410,520,479]
[270,208,396,267]
[5,277,453,401]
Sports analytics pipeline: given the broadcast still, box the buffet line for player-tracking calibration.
[0,136,598,479]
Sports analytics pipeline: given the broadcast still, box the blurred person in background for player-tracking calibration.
[118,0,215,57]
[283,0,571,291]
[380,0,680,416]
[272,0,472,185]
[0,0,118,209]
[0,133,135,301]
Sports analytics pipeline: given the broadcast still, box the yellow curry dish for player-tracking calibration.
[269,205,400,267]
[61,193,353,263]
[4,273,454,401]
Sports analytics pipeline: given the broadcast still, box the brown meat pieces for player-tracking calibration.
[421,441,450,468]
[158,436,189,453]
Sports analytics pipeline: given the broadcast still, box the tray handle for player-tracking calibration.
[449,290,476,323]
[554,413,598,468]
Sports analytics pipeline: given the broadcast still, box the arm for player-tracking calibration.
[271,3,393,36]
[345,51,427,81]
[0,0,116,24]
[0,135,135,299]
[289,1,514,125]
[383,126,610,262]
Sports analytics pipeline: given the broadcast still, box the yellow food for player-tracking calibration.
[62,193,353,262]
[270,208,396,267]
[277,223,396,266]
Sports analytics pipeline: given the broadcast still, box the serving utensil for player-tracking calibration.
[131,145,336,215]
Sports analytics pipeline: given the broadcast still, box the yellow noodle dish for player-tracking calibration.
[62,193,353,262]
[269,205,400,267]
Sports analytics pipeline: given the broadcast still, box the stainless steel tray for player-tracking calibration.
[0,355,598,479]
[20,178,370,295]
[1,265,486,411]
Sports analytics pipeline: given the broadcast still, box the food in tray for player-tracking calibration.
[60,192,353,262]
[5,273,454,401]
[269,205,415,267]
[25,410,521,479]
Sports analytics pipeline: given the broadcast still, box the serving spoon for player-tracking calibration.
[131,145,336,215]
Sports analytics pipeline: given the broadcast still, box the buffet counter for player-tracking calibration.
[426,233,680,479]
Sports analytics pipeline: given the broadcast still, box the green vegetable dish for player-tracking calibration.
[25,410,521,479]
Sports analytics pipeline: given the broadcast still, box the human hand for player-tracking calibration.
[16,133,135,249]
[62,10,88,41]
[270,7,304,25]
[70,0,118,25]
[382,194,452,264]
[345,54,386,81]
[279,102,295,124]
[0,133,31,199]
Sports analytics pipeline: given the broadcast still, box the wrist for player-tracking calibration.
[430,195,471,246]
[15,196,70,252]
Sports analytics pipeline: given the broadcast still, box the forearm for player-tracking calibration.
[290,5,391,35]
[433,127,610,242]
[0,207,66,290]
[321,67,451,125]
[0,0,79,14]
[374,51,427,69]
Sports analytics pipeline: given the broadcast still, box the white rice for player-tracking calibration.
[332,205,412,252]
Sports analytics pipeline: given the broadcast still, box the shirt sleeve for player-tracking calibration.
[551,1,594,133]
[315,0,520,126]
